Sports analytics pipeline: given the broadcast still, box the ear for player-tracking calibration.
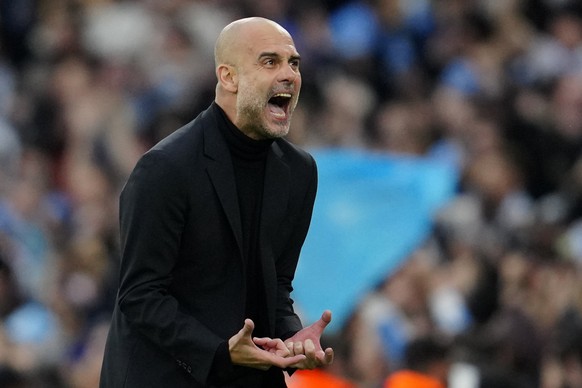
[216,64,238,93]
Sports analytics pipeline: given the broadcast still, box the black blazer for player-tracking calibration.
[99,104,318,387]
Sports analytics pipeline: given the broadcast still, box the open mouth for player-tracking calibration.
[268,93,292,119]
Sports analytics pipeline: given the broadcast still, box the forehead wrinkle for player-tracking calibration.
[215,17,295,68]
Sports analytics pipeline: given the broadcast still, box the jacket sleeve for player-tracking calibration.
[274,154,318,338]
[116,149,224,385]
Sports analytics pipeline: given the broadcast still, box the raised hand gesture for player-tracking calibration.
[228,319,306,370]
[282,310,334,369]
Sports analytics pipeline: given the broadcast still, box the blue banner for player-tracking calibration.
[293,148,459,332]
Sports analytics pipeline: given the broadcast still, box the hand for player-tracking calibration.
[285,310,334,369]
[228,319,306,371]
[253,336,291,357]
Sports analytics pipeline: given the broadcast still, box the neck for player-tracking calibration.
[215,95,238,128]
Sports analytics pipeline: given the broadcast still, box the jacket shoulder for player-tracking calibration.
[275,138,316,170]
[150,113,205,158]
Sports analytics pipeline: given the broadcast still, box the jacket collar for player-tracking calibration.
[201,103,290,334]
[202,104,290,330]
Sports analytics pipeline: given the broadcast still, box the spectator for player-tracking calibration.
[384,335,451,388]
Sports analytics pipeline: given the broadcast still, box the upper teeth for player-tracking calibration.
[273,93,291,98]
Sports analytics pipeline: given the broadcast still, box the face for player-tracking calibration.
[234,26,302,140]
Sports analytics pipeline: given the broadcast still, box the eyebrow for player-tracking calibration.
[258,52,301,62]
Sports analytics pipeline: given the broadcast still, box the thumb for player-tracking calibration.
[313,310,332,334]
[241,319,255,338]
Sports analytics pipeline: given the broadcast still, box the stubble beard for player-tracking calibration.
[236,83,293,140]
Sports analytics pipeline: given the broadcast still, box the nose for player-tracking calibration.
[278,63,300,84]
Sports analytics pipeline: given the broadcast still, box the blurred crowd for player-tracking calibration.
[2,0,582,387]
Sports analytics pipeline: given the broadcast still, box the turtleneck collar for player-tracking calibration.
[213,102,273,162]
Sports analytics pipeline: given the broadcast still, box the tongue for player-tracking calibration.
[268,103,285,117]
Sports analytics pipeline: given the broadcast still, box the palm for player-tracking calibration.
[230,319,305,370]
[290,320,326,348]
[286,310,334,368]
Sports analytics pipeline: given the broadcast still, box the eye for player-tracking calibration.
[264,58,276,66]
[290,59,300,70]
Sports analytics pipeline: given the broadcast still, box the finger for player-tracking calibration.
[303,310,332,339]
[304,339,316,359]
[274,354,306,369]
[275,347,291,357]
[293,341,304,356]
[314,310,332,334]
[252,337,271,347]
[241,319,255,338]
[286,341,294,355]
[270,338,291,356]
[313,348,333,366]
[323,347,334,365]
[302,339,318,369]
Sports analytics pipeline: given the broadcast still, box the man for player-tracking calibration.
[384,336,450,388]
[99,17,333,388]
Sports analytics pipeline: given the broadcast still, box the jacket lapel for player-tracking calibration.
[202,110,244,258]
[202,105,290,334]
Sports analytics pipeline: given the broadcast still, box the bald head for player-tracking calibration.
[214,17,293,69]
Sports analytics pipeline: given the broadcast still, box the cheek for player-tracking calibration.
[241,77,265,98]
[295,74,302,88]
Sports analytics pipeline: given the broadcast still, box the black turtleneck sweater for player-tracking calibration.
[209,104,284,386]
[215,104,273,338]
